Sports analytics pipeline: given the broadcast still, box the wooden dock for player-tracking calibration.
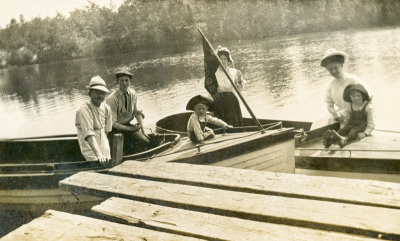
[3,161,400,240]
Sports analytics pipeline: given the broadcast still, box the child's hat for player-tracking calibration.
[343,84,370,102]
[186,95,214,111]
[320,48,348,67]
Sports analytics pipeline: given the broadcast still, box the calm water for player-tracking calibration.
[1,27,400,138]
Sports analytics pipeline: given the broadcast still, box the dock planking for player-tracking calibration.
[92,197,381,241]
[0,210,203,241]
[59,168,400,240]
[109,161,400,209]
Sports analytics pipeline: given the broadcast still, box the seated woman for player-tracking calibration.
[311,49,372,130]
[324,84,375,148]
[186,95,232,144]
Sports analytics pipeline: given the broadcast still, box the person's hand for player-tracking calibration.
[98,156,110,167]
[357,132,367,139]
[128,123,141,132]
[334,115,344,123]
[225,125,233,129]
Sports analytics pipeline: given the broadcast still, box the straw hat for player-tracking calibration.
[86,76,109,93]
[343,84,370,102]
[320,49,348,67]
[186,95,214,111]
[216,46,233,63]
[115,70,133,79]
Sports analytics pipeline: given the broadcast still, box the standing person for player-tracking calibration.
[208,46,244,126]
[106,70,149,153]
[325,84,375,148]
[321,48,371,126]
[75,76,112,166]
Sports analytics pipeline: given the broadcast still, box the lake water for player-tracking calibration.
[1,27,400,139]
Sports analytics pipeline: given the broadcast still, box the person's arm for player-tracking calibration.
[341,105,351,127]
[187,116,204,141]
[76,106,109,165]
[363,104,375,136]
[324,83,341,120]
[106,94,139,132]
[85,135,108,165]
[105,105,113,133]
[206,115,233,128]
[235,70,243,91]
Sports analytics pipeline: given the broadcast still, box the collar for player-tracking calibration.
[117,89,130,96]
[89,100,101,109]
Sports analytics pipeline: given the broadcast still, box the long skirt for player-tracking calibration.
[213,91,243,126]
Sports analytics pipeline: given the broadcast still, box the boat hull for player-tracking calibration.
[150,128,296,173]
[0,134,180,206]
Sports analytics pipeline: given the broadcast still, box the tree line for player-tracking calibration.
[1,0,399,67]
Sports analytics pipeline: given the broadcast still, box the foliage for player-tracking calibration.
[0,0,400,66]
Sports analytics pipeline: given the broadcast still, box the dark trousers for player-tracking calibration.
[108,125,150,154]
[213,92,243,126]
[338,123,367,142]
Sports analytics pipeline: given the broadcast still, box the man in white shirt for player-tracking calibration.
[75,76,112,166]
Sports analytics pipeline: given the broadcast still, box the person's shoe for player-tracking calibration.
[323,130,333,148]
[331,130,346,148]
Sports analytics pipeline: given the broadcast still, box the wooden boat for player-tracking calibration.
[0,133,180,214]
[144,112,311,173]
[295,127,400,183]
[155,112,400,183]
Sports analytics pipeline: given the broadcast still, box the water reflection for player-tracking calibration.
[1,27,400,138]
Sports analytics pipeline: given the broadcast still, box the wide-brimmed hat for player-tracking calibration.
[343,84,370,102]
[115,70,133,79]
[320,48,348,67]
[186,95,214,111]
[86,76,109,93]
[216,46,233,63]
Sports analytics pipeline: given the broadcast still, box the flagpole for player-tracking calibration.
[197,27,265,133]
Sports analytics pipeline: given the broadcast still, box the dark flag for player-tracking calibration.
[201,35,219,96]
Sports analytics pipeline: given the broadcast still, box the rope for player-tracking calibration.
[128,122,285,162]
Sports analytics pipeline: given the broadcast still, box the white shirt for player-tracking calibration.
[75,101,112,161]
[324,73,371,119]
[215,67,239,92]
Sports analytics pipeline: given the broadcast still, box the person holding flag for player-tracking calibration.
[204,45,244,127]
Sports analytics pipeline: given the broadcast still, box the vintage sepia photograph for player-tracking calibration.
[1,0,400,239]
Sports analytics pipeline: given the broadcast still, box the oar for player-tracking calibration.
[197,27,265,133]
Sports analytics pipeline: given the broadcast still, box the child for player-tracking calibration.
[324,84,375,148]
[186,95,233,144]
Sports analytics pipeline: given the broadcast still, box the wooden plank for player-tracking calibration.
[111,133,124,166]
[1,210,203,241]
[60,171,400,239]
[295,154,400,174]
[296,168,400,183]
[110,161,400,209]
[93,197,380,241]
[211,139,294,173]
[0,188,103,214]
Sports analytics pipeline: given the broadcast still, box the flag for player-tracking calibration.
[201,34,219,96]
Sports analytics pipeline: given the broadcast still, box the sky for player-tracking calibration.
[0,0,125,28]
